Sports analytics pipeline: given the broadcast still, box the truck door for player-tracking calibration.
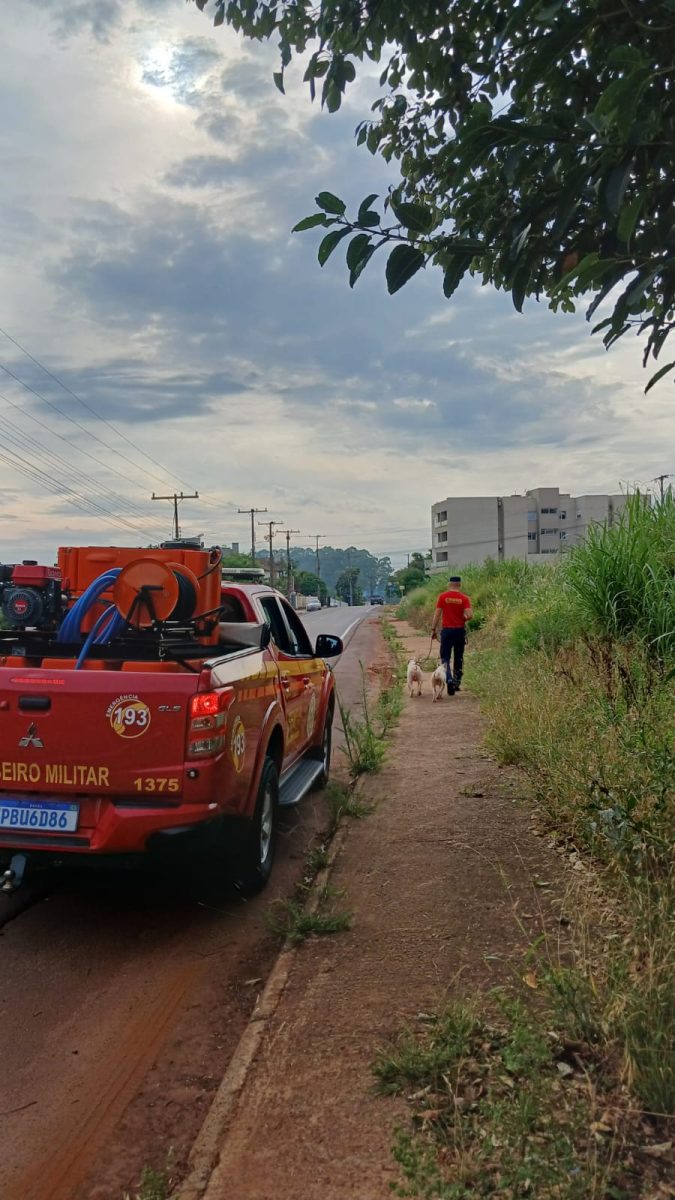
[257,595,308,766]
[277,597,326,750]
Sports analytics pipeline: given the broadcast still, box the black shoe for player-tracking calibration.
[446,680,455,696]
[454,680,462,692]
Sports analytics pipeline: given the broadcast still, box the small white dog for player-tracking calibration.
[431,660,446,702]
[406,658,423,697]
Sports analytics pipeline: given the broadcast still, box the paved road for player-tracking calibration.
[0,608,380,1200]
[299,604,373,645]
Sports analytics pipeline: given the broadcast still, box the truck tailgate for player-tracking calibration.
[0,668,199,798]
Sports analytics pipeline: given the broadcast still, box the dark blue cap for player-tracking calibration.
[449,576,461,583]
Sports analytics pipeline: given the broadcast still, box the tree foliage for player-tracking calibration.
[335,565,364,605]
[195,0,675,389]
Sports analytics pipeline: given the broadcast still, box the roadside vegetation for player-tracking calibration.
[389,494,674,1197]
[335,618,407,780]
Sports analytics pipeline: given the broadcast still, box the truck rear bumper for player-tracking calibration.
[0,799,221,857]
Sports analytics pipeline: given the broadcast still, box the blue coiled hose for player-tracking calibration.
[58,568,127,667]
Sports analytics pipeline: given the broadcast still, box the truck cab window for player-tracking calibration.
[259,596,295,655]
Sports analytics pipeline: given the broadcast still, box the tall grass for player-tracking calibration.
[400,498,674,1120]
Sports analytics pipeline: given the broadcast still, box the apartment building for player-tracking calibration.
[431,487,627,571]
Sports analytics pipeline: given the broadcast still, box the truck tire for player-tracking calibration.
[229,756,279,895]
[315,704,333,789]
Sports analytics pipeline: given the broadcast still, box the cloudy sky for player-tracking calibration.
[2,0,672,568]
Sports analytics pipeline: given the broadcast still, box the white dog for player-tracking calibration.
[431,660,446,702]
[406,658,423,697]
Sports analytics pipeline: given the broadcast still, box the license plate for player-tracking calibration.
[0,799,80,833]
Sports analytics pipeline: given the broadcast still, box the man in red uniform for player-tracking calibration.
[431,575,473,695]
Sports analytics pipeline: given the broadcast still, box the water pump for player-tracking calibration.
[0,561,62,629]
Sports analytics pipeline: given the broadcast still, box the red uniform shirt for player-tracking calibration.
[436,589,471,629]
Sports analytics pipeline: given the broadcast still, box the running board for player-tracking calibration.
[279,758,324,808]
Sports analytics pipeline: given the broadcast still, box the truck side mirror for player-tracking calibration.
[315,634,343,659]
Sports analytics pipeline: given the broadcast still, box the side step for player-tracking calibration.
[278,757,324,808]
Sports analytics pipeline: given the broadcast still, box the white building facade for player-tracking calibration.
[431,487,627,571]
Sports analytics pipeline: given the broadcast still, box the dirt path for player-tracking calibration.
[201,621,567,1200]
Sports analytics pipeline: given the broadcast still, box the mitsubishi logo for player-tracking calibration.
[19,722,44,749]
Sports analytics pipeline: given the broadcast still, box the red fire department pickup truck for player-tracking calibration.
[0,543,343,894]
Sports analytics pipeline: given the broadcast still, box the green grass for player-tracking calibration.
[335,623,406,779]
[123,1159,173,1200]
[267,887,353,944]
[390,495,674,1179]
[373,993,634,1200]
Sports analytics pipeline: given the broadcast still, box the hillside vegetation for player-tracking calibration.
[400,494,674,1122]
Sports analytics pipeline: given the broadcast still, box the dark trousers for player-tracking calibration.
[440,627,466,682]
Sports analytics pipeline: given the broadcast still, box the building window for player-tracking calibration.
[540,547,558,554]
[540,507,559,515]
[559,510,566,520]
[528,511,537,521]
[436,510,447,524]
[527,532,537,541]
[436,550,448,562]
[540,528,558,535]
[436,531,448,543]
[560,530,567,540]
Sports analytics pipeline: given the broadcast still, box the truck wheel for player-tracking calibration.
[230,756,279,895]
[315,707,333,789]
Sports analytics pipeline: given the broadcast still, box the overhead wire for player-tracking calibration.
[0,438,162,539]
[0,325,195,491]
[0,392,169,536]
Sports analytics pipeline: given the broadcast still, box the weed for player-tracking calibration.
[123,1157,173,1200]
[374,994,638,1200]
[266,889,352,944]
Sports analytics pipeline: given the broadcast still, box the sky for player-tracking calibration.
[1,0,672,569]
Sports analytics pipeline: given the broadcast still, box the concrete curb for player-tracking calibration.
[171,822,349,1200]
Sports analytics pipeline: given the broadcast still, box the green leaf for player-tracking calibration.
[346,233,372,272]
[349,245,375,288]
[442,255,471,298]
[603,157,633,218]
[292,213,330,233]
[315,191,346,216]
[391,201,433,233]
[357,194,379,222]
[511,266,530,313]
[358,211,380,227]
[386,244,425,294]
[617,195,643,245]
[318,227,351,266]
[645,360,675,394]
[273,71,285,94]
[213,3,224,26]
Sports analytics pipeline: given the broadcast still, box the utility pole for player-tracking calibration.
[151,491,199,540]
[259,519,283,588]
[347,547,354,607]
[652,473,673,502]
[306,534,326,581]
[238,506,268,566]
[277,529,300,597]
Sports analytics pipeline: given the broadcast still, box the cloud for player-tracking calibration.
[2,0,673,567]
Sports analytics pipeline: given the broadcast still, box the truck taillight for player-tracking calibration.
[188,688,234,757]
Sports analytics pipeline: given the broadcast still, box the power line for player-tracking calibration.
[0,325,196,490]
[277,528,300,597]
[0,361,190,499]
[0,442,160,539]
[0,390,168,535]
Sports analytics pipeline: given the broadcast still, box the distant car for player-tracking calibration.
[369,596,385,605]
[305,597,321,612]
